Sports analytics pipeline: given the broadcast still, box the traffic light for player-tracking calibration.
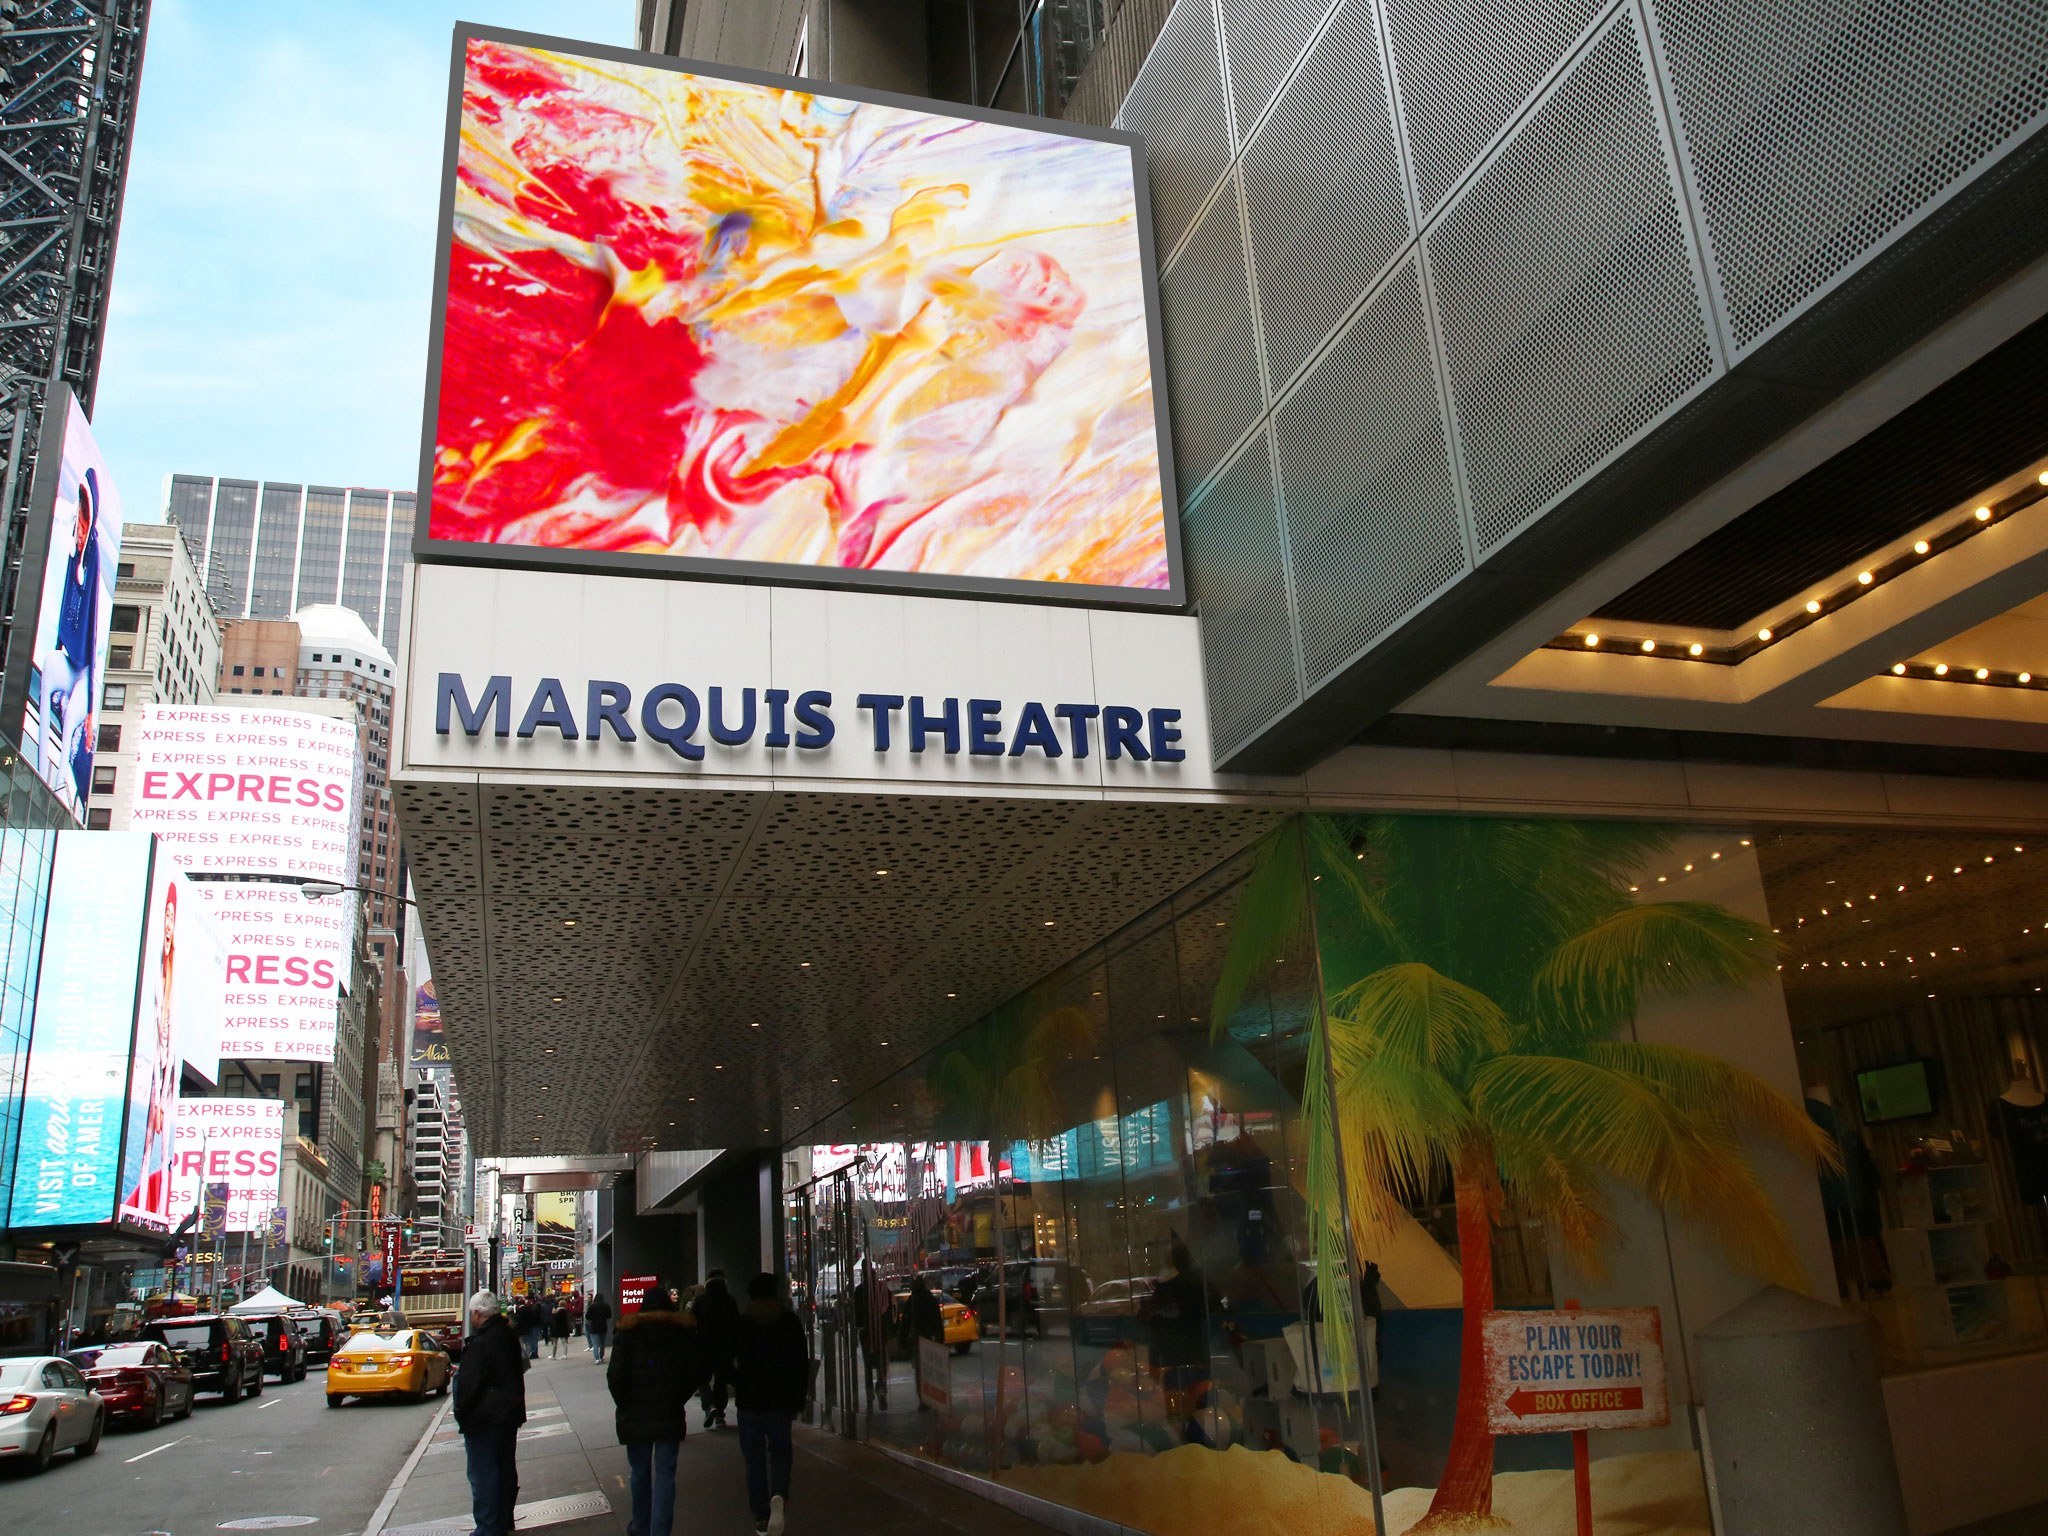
[322,1220,335,1252]
[403,1217,416,1244]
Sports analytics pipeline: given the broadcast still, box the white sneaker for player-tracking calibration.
[767,1494,786,1536]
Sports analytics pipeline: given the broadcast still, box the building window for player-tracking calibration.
[107,646,131,669]
[90,765,115,794]
[110,605,139,632]
[116,562,134,579]
[259,1073,279,1095]
[95,724,120,753]
[231,664,245,676]
[102,683,126,711]
[85,808,111,830]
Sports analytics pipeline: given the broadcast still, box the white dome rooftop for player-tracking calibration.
[292,603,395,671]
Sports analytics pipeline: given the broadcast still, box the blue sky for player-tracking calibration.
[92,0,634,520]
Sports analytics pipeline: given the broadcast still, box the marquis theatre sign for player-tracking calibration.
[436,674,1187,765]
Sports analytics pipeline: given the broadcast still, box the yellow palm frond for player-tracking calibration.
[1586,1039,1839,1171]
[1533,901,1774,1038]
[1329,962,1512,1075]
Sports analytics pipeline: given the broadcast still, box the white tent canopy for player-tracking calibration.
[229,1285,302,1314]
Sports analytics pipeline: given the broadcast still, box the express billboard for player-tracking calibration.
[416,27,1179,607]
[184,879,349,1063]
[168,1097,286,1234]
[127,705,361,883]
[5,385,127,819]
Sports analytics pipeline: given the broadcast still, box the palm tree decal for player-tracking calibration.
[1216,815,1835,1527]
[929,991,1096,1471]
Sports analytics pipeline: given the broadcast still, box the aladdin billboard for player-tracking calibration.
[414,26,1179,607]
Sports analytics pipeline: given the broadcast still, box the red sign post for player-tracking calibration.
[1481,1304,1669,1536]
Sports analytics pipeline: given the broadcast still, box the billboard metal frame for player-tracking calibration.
[411,22,1186,612]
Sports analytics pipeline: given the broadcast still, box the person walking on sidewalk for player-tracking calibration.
[691,1269,740,1429]
[454,1291,528,1536]
[549,1300,572,1358]
[606,1285,706,1536]
[585,1292,613,1362]
[513,1295,543,1360]
[731,1272,811,1536]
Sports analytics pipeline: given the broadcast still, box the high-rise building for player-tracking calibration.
[90,522,222,829]
[0,3,151,725]
[164,478,415,655]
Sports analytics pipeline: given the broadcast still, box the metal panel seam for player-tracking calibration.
[1631,0,1733,370]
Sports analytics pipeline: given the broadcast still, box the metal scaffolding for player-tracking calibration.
[0,0,148,714]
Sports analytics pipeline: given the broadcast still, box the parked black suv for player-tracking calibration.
[289,1309,345,1364]
[253,1314,308,1381]
[138,1314,266,1402]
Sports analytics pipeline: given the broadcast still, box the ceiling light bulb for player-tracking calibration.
[2022,673,2034,684]
[1640,639,1656,652]
[1892,663,1906,675]
[874,869,888,876]
[1688,642,1704,656]
[563,918,577,927]
[1934,663,1949,676]
[1583,633,1600,647]
[1976,506,1993,521]
[1857,571,1873,585]
[1976,668,1989,680]
[1914,539,1930,554]
[1757,628,1772,642]
[1805,599,1822,614]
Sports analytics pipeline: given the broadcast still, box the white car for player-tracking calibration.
[0,1356,105,1471]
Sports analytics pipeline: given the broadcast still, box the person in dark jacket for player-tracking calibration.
[454,1291,528,1536]
[606,1288,705,1536]
[731,1272,810,1536]
[549,1299,573,1357]
[585,1293,613,1362]
[513,1296,543,1360]
[691,1270,741,1429]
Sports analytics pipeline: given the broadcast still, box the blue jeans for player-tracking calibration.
[464,1427,519,1536]
[523,1326,542,1359]
[587,1326,606,1361]
[737,1409,793,1523]
[624,1440,678,1536]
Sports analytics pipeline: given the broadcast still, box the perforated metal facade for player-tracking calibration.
[1123,0,2048,770]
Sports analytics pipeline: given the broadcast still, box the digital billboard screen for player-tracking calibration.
[14,387,126,819]
[184,880,348,1064]
[128,705,361,884]
[8,834,151,1231]
[416,28,1179,606]
[168,1096,286,1234]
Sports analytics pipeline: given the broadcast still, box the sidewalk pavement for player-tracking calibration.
[373,1343,1061,1536]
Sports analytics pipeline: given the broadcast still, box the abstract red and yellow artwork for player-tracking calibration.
[424,36,1175,598]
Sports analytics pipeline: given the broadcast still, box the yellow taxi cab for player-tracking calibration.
[326,1328,453,1407]
[939,1292,980,1353]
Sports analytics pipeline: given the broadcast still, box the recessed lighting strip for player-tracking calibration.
[1546,473,2048,665]
[1887,661,2040,688]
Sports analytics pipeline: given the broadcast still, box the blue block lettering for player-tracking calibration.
[909,696,961,755]
[437,673,511,738]
[1008,701,1063,758]
[857,694,905,751]
[1147,708,1186,763]
[641,683,705,762]
[708,686,757,746]
[518,677,581,740]
[967,698,1004,756]
[1103,706,1150,761]
[793,691,834,749]
[763,688,791,749]
[1054,703,1099,759]
[586,680,636,742]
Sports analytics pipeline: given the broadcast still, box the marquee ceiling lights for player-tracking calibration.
[1889,661,2041,688]
[1546,472,2048,665]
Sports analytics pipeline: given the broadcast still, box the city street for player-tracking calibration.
[4,1362,435,1536]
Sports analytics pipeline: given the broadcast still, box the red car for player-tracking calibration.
[67,1343,194,1428]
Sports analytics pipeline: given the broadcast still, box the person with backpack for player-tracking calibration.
[585,1292,614,1362]
[606,1285,706,1536]
[731,1272,811,1536]
[454,1291,528,1536]
[690,1270,740,1429]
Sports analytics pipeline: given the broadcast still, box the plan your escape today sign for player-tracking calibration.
[1481,1307,1670,1435]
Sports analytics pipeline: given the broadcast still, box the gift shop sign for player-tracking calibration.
[1481,1307,1669,1435]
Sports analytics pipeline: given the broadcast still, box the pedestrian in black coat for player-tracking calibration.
[606,1289,706,1536]
[731,1273,811,1536]
[691,1271,741,1428]
[453,1293,528,1536]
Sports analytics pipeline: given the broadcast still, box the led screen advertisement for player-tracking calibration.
[168,1096,286,1234]
[9,385,127,818]
[7,835,149,1229]
[128,705,361,883]
[184,880,349,1064]
[416,27,1180,606]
